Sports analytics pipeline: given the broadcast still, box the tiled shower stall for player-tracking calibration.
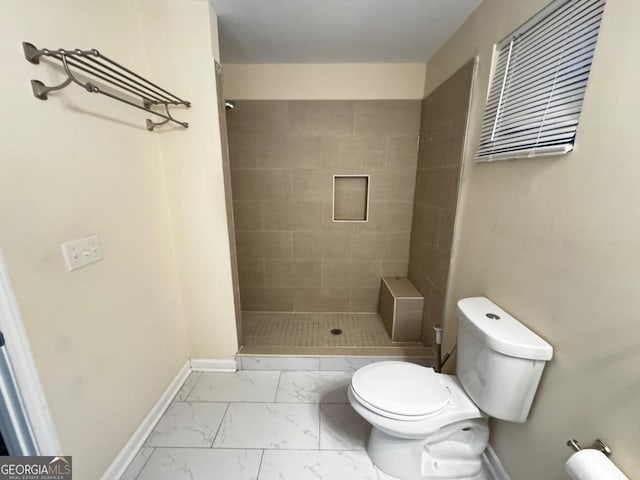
[226,60,474,353]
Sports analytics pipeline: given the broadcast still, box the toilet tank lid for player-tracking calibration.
[457,297,553,361]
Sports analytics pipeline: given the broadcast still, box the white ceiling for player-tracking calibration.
[210,0,483,64]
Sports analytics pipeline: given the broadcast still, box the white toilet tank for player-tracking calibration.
[456,297,553,422]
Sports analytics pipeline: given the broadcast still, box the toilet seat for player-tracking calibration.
[350,362,450,419]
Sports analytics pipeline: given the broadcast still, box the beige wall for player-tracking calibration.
[428,0,640,477]
[223,64,426,100]
[408,60,474,347]
[227,100,420,313]
[0,0,236,477]
[137,0,239,360]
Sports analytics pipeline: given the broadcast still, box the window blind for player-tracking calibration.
[475,0,606,162]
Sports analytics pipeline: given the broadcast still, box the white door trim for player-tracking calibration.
[0,252,62,454]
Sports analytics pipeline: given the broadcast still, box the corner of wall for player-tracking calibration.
[136,0,239,360]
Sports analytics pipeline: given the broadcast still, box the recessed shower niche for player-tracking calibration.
[333,175,369,222]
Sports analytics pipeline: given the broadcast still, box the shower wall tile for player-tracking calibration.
[240,287,294,311]
[421,244,449,292]
[236,231,293,260]
[423,166,462,208]
[291,170,334,201]
[349,287,380,312]
[380,260,409,278]
[294,288,351,312]
[330,136,387,169]
[233,201,262,231]
[264,260,322,288]
[386,136,420,170]
[411,203,439,244]
[322,261,381,289]
[228,100,420,313]
[437,209,456,253]
[228,135,258,168]
[347,261,383,288]
[320,202,354,231]
[407,59,475,346]
[256,136,336,169]
[231,169,291,201]
[383,202,414,232]
[261,201,323,231]
[226,100,288,136]
[351,232,410,260]
[320,261,352,288]
[427,287,446,331]
[287,100,355,136]
[354,100,421,136]
[344,201,384,232]
[371,170,418,202]
[238,259,264,288]
[293,232,352,260]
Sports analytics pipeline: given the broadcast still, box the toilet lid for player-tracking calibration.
[351,362,450,417]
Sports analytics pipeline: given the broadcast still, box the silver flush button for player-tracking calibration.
[485,313,500,320]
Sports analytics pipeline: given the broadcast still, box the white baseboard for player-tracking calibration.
[190,358,237,372]
[483,444,511,480]
[100,361,190,480]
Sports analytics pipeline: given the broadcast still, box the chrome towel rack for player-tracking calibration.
[23,42,191,131]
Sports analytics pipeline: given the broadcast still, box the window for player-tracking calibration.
[476,0,606,162]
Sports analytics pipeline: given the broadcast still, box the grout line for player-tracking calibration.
[318,402,322,450]
[168,400,352,406]
[181,372,201,401]
[210,402,231,448]
[273,371,283,402]
[145,444,367,452]
[256,449,266,479]
[132,447,155,480]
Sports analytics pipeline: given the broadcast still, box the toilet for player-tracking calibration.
[348,297,553,480]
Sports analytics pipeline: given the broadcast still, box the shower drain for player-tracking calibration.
[330,328,343,336]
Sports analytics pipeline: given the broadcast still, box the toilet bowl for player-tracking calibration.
[349,361,489,480]
[348,297,553,480]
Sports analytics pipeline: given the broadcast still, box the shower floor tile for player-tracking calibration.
[242,311,412,348]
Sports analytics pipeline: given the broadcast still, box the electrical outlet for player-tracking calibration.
[61,235,103,272]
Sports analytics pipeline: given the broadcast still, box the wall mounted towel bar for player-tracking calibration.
[23,42,191,131]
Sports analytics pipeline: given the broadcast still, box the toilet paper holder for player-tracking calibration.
[566,438,613,457]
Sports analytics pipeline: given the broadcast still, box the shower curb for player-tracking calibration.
[236,353,434,371]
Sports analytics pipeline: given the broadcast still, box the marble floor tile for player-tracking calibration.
[213,402,319,449]
[145,402,228,447]
[258,450,378,480]
[187,370,281,402]
[320,403,370,450]
[318,356,381,371]
[136,448,262,480]
[173,371,202,401]
[375,467,402,479]
[240,355,320,371]
[374,464,488,480]
[119,447,153,480]
[276,371,352,403]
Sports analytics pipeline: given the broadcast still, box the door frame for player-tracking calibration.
[0,251,61,454]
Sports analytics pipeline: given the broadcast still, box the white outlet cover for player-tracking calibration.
[61,235,103,272]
